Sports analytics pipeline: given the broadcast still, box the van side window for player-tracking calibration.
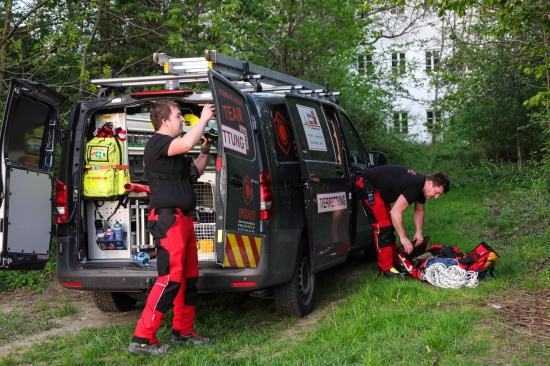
[337,112,369,165]
[5,96,56,171]
[270,105,298,162]
[323,108,344,165]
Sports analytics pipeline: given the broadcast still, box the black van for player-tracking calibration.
[0,51,384,317]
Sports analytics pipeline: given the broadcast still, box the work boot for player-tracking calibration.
[381,268,408,280]
[128,342,168,355]
[170,331,211,346]
[395,264,408,273]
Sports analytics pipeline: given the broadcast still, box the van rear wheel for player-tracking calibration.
[91,291,138,312]
[274,245,316,317]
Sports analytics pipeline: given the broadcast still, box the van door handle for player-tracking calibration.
[335,167,345,177]
[230,175,243,187]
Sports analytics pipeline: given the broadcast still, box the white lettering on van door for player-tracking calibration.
[296,105,327,151]
[222,124,248,155]
[317,192,347,213]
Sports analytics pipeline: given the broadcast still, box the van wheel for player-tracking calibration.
[274,245,316,317]
[91,291,138,312]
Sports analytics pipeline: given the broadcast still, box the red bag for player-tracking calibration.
[398,240,500,279]
[396,237,430,279]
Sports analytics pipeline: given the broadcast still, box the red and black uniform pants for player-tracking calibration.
[132,208,199,346]
[355,176,399,272]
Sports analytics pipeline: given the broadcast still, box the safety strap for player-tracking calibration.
[86,165,129,171]
[93,195,130,222]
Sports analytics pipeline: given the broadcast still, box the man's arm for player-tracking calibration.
[167,104,215,156]
[412,202,425,245]
[193,138,212,175]
[390,194,413,253]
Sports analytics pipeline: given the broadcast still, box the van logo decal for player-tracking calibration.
[221,124,248,155]
[243,175,253,205]
[317,192,347,213]
[296,104,328,151]
[274,111,291,155]
[224,234,262,268]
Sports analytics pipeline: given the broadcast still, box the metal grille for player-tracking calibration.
[193,182,215,224]
[193,180,216,262]
[195,223,216,261]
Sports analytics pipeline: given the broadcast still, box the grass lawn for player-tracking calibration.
[1,183,548,365]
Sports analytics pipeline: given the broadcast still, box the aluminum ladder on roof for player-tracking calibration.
[90,50,341,101]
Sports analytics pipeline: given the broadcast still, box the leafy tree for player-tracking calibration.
[434,0,550,187]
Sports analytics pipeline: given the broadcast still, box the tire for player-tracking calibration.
[274,244,316,317]
[91,291,138,312]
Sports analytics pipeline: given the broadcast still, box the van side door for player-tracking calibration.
[0,80,65,270]
[335,110,374,248]
[208,70,263,269]
[284,95,350,271]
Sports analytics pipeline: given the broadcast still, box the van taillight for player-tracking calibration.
[55,179,69,224]
[259,171,273,220]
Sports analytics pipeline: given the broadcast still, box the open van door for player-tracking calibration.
[208,70,262,269]
[0,80,65,270]
[284,95,350,271]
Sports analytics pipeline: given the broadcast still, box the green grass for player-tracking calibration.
[0,297,78,344]
[1,183,549,365]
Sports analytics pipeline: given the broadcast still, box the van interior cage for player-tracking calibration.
[90,50,341,103]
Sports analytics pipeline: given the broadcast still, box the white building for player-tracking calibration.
[356,3,454,143]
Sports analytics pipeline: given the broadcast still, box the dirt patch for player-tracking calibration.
[487,289,550,339]
[0,280,143,354]
[0,258,371,356]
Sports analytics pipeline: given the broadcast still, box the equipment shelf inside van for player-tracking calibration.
[0,50,385,317]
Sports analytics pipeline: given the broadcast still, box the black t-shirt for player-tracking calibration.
[361,165,426,205]
[144,134,196,210]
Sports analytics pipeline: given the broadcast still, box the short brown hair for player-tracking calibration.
[427,172,451,193]
[150,100,179,131]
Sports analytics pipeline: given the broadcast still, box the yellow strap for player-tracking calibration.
[86,165,129,171]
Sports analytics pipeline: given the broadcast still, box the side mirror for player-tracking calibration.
[369,151,387,166]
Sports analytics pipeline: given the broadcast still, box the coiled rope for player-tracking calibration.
[423,263,479,288]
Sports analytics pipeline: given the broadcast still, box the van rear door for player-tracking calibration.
[0,79,65,270]
[284,95,350,271]
[208,70,263,269]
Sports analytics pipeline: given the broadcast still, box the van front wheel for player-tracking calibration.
[91,291,138,312]
[274,246,316,317]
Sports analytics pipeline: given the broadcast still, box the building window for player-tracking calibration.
[390,6,405,15]
[392,52,406,75]
[393,112,408,134]
[357,53,373,74]
[426,110,441,132]
[426,50,440,72]
[423,0,437,12]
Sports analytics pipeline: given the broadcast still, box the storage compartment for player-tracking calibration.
[84,110,218,263]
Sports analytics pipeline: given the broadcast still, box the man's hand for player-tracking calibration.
[200,137,212,150]
[200,104,216,121]
[412,233,424,246]
[400,236,413,254]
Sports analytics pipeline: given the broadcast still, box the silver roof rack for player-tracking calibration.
[91,50,339,102]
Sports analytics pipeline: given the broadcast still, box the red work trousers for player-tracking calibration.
[356,177,398,272]
[132,209,199,345]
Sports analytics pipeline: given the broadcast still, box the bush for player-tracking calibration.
[0,242,56,291]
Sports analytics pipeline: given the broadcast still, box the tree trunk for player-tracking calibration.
[0,0,12,97]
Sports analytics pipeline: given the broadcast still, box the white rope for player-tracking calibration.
[423,263,479,288]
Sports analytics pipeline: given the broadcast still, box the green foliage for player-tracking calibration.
[0,271,44,291]
[436,0,550,197]
[0,242,56,291]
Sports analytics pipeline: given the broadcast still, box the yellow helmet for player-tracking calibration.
[183,113,200,127]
